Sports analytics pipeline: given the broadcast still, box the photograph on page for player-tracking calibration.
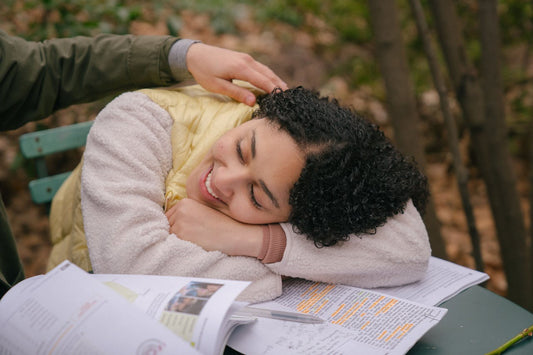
[161,281,223,342]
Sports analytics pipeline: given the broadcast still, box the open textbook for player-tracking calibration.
[0,260,250,355]
[0,257,488,355]
[227,257,489,355]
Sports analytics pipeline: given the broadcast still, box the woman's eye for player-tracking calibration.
[250,185,262,209]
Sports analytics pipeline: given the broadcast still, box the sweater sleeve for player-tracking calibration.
[266,200,431,288]
[81,91,281,303]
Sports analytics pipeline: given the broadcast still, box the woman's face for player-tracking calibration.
[186,118,304,224]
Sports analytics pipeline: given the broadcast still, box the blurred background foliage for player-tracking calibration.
[2,0,530,155]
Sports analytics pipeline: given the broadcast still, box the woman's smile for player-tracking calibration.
[205,168,219,200]
[198,165,224,205]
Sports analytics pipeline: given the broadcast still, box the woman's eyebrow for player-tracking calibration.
[259,179,280,208]
[251,129,256,158]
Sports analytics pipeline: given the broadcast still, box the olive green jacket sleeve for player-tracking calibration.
[0,30,179,130]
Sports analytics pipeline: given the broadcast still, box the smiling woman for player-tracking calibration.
[48,85,431,302]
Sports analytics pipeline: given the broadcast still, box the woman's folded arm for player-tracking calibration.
[81,92,281,302]
[266,200,431,288]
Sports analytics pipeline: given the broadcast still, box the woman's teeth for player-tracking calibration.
[205,170,219,199]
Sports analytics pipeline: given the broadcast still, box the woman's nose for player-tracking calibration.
[216,165,249,197]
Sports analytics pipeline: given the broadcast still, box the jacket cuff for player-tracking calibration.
[258,224,287,264]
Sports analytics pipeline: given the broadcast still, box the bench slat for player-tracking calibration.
[19,121,93,159]
[28,172,72,204]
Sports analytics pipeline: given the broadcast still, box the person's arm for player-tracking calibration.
[0,30,178,130]
[81,91,281,302]
[269,200,432,288]
[169,198,431,288]
[0,30,287,131]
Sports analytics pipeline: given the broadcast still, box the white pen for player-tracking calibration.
[234,306,324,324]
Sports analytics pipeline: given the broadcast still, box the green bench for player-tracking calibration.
[19,121,94,204]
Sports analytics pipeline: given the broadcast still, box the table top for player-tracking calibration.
[409,286,533,354]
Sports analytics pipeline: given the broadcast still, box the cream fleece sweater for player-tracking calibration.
[81,91,431,303]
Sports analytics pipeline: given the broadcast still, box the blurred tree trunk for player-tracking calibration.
[366,0,447,259]
[429,0,532,310]
[409,0,484,272]
[529,0,533,296]
[479,0,532,310]
[529,105,533,310]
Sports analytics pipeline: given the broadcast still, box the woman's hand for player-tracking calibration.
[186,43,288,106]
[165,198,264,258]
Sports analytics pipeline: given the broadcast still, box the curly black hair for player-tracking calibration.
[254,87,429,247]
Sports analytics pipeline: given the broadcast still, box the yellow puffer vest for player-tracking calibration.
[48,84,259,271]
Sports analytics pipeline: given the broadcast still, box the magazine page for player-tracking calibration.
[373,257,490,306]
[0,261,198,355]
[228,279,447,355]
[92,273,251,355]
